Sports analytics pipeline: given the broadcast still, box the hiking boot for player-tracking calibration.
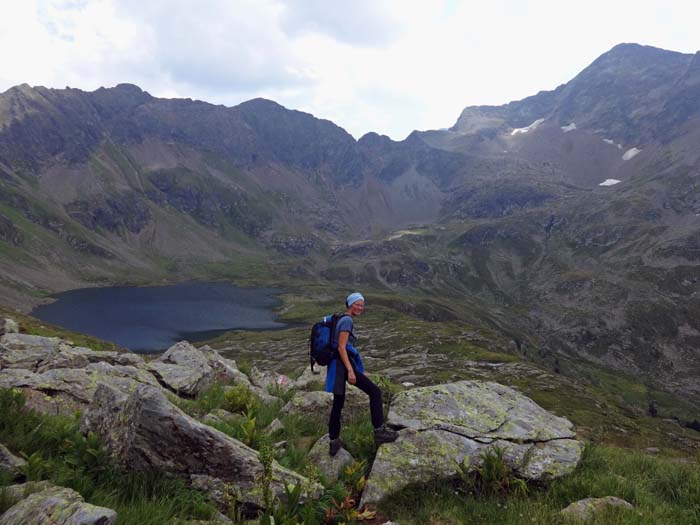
[329,438,344,457]
[374,425,399,447]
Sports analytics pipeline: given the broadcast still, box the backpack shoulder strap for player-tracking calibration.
[330,312,352,349]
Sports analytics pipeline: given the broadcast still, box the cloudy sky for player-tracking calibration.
[1,0,699,140]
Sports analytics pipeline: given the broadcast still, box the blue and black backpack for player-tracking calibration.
[308,313,349,373]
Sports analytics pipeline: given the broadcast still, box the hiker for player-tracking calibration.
[326,292,398,456]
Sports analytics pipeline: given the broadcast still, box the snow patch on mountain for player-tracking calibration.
[511,119,544,135]
[603,138,623,149]
[599,179,621,186]
[561,122,577,132]
[622,147,642,161]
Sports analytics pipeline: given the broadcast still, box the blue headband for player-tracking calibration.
[346,292,364,307]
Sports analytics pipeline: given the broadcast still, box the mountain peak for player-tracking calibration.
[593,42,689,68]
[112,83,149,95]
[2,83,40,99]
[236,97,286,111]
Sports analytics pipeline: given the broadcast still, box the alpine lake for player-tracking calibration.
[30,282,286,353]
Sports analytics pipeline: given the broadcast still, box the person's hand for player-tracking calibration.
[348,369,357,385]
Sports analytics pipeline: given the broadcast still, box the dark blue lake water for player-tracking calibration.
[30,282,286,353]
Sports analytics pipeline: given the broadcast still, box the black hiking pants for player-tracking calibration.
[328,371,383,440]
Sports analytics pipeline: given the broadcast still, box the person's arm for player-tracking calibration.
[337,331,356,385]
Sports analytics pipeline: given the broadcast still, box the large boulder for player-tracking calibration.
[0,483,117,525]
[148,342,252,397]
[81,383,320,512]
[361,381,584,506]
[0,443,26,480]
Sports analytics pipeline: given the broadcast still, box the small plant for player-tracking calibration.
[258,443,275,512]
[258,448,321,525]
[325,494,376,524]
[259,481,326,525]
[340,460,368,498]
[239,407,258,448]
[455,446,529,497]
[222,482,246,524]
[195,383,227,414]
[238,359,252,378]
[21,451,50,481]
[369,374,403,408]
[62,431,110,477]
[224,385,260,414]
[0,388,24,417]
[267,383,295,403]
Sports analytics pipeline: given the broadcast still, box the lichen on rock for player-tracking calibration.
[361,380,584,507]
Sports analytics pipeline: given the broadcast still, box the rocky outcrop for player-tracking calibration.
[0,483,117,525]
[147,341,252,397]
[0,362,160,415]
[36,346,144,372]
[0,332,141,372]
[0,444,26,480]
[561,496,634,522]
[81,383,320,512]
[361,381,583,506]
[0,333,275,415]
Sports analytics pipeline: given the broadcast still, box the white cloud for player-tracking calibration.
[279,0,401,46]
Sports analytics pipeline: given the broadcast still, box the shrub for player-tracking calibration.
[223,385,259,414]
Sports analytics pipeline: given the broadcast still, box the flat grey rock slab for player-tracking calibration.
[0,332,143,374]
[0,362,161,414]
[0,484,117,525]
[388,381,575,441]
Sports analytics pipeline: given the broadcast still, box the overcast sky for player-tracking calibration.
[1,0,699,140]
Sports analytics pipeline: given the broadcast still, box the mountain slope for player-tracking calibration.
[0,43,699,403]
